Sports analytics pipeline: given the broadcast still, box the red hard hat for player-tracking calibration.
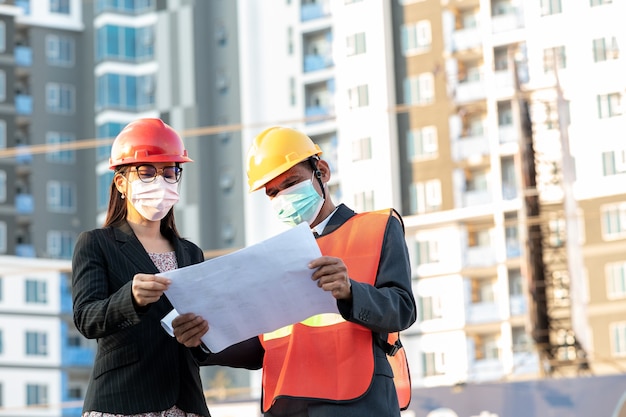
[109,118,193,170]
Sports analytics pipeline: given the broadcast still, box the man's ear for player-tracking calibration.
[317,159,331,183]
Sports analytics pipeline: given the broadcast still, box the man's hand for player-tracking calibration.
[309,256,352,300]
[172,313,209,348]
[132,274,171,307]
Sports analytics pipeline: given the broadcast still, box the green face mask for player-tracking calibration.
[271,178,324,227]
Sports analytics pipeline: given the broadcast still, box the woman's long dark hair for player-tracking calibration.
[103,167,181,239]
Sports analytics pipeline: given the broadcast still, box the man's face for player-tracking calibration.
[264,163,313,199]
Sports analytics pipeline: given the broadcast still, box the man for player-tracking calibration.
[174,126,417,417]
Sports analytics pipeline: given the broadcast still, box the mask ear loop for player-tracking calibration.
[308,156,326,200]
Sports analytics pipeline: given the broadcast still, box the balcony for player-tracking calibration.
[16,94,33,115]
[456,79,487,103]
[301,1,330,21]
[452,27,482,52]
[492,9,524,33]
[62,345,95,367]
[16,193,34,214]
[451,134,489,161]
[465,244,497,267]
[304,54,333,72]
[15,144,33,164]
[467,301,501,323]
[15,45,32,67]
[16,243,36,257]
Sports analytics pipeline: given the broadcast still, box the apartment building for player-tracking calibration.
[400,0,626,389]
[0,255,92,416]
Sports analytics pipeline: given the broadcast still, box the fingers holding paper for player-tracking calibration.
[309,256,352,300]
[132,274,171,307]
[172,313,209,348]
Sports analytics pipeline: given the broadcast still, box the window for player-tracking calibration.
[97,122,125,160]
[404,74,434,105]
[98,171,115,211]
[26,384,48,406]
[95,0,155,14]
[46,132,75,163]
[543,46,566,73]
[540,0,562,15]
[352,137,371,161]
[0,21,5,53]
[46,83,75,114]
[0,119,6,149]
[0,170,5,202]
[47,231,75,259]
[46,35,74,66]
[410,180,441,214]
[497,101,513,126]
[96,74,155,111]
[607,262,626,299]
[471,277,496,303]
[611,322,626,356]
[473,333,500,360]
[420,295,443,321]
[346,32,366,56]
[466,169,489,192]
[509,269,523,296]
[0,221,6,254]
[26,331,48,356]
[593,36,619,62]
[603,150,626,176]
[512,327,531,352]
[50,0,70,14]
[591,0,612,6]
[407,126,438,160]
[289,77,296,106]
[415,239,439,265]
[347,84,369,109]
[96,25,155,62]
[492,0,514,16]
[422,351,445,376]
[598,93,622,119]
[0,70,5,102]
[0,329,3,354]
[26,279,47,304]
[602,202,626,239]
[47,181,76,213]
[401,21,431,55]
[354,190,374,212]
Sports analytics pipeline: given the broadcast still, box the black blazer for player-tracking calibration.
[72,221,209,416]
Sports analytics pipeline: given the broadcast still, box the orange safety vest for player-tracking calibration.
[260,209,411,412]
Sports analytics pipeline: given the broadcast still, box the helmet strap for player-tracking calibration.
[308,156,326,200]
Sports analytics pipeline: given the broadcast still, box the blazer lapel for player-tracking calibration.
[113,222,159,274]
[173,237,192,268]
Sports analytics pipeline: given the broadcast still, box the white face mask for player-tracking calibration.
[129,176,180,221]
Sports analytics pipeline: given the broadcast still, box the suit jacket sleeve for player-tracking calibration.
[72,229,143,339]
[337,213,417,334]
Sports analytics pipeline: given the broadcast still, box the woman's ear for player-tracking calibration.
[114,172,127,195]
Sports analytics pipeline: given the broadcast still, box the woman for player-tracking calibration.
[72,118,211,417]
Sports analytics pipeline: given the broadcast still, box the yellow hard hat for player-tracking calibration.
[246,126,322,192]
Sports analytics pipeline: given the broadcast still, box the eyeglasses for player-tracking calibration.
[131,164,183,184]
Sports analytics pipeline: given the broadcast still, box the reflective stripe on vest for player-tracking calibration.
[260,209,411,411]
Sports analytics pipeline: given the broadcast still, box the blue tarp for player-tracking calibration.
[408,374,626,417]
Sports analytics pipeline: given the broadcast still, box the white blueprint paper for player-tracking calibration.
[160,222,339,352]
